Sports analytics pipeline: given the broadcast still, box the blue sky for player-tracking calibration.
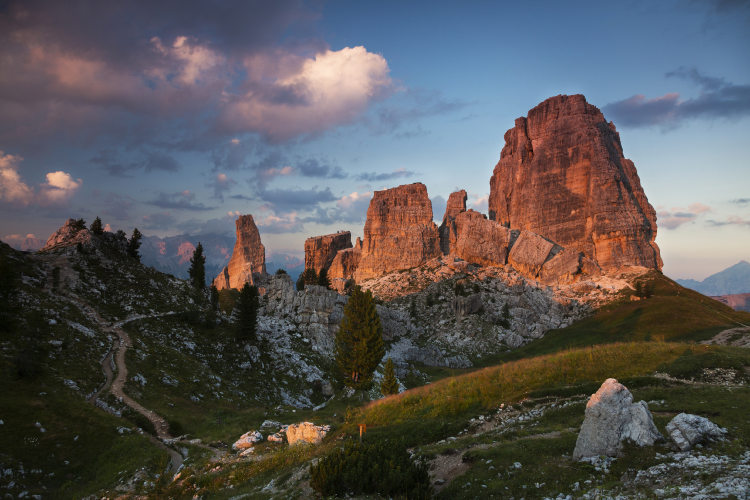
[0,0,748,279]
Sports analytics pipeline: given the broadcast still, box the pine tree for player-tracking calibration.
[188,242,206,289]
[127,228,142,261]
[235,282,259,343]
[90,216,104,235]
[335,286,385,389]
[210,284,219,311]
[380,358,399,396]
[318,267,330,289]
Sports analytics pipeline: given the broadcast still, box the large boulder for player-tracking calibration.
[304,231,352,274]
[286,422,330,445]
[666,413,727,451]
[232,430,263,451]
[508,231,554,278]
[354,183,441,281]
[573,378,663,459]
[488,94,662,271]
[213,214,266,290]
[451,210,513,267]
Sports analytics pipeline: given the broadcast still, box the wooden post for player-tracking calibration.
[359,423,366,442]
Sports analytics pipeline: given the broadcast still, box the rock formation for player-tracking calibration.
[286,422,330,445]
[439,189,467,254]
[304,231,352,274]
[573,378,662,459]
[354,183,441,281]
[452,210,513,267]
[213,214,266,290]
[507,231,555,278]
[666,413,727,451]
[488,94,662,271]
[41,219,93,252]
[328,238,362,291]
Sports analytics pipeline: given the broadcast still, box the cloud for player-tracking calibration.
[731,198,750,204]
[356,168,416,182]
[707,215,750,227]
[369,88,469,136]
[208,172,235,201]
[2,233,43,251]
[148,190,215,211]
[257,186,336,211]
[604,68,750,128]
[0,151,81,206]
[141,212,177,230]
[254,211,304,234]
[657,202,712,229]
[297,158,347,179]
[143,152,181,172]
[431,195,447,221]
[220,46,393,141]
[468,194,488,214]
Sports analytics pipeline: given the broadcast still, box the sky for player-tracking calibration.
[0,0,748,280]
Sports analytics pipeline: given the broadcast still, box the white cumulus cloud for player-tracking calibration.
[0,152,81,206]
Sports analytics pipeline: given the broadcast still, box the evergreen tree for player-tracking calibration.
[71,218,86,233]
[188,242,206,289]
[297,268,318,290]
[317,267,330,289]
[235,282,259,342]
[90,216,104,235]
[210,284,219,311]
[380,358,399,396]
[335,286,385,389]
[127,228,142,261]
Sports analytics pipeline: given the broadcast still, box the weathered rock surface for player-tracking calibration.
[304,231,352,274]
[574,378,663,459]
[286,422,330,445]
[232,430,263,451]
[452,293,483,318]
[488,94,662,271]
[439,189,467,254]
[666,413,727,451]
[328,238,362,291]
[508,230,555,278]
[452,210,513,267]
[213,214,266,290]
[539,247,583,284]
[354,183,441,281]
[41,219,94,252]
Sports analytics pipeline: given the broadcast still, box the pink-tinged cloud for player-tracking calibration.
[222,46,392,141]
[0,151,81,206]
[657,202,712,229]
[468,194,488,214]
[177,241,197,264]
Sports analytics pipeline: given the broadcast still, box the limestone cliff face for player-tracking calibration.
[354,183,441,281]
[213,215,266,290]
[328,238,362,290]
[304,232,352,274]
[488,94,662,271]
[438,190,467,254]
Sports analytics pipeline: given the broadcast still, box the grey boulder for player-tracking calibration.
[573,378,663,459]
[666,413,727,451]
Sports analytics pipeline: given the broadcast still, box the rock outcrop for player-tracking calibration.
[304,232,352,274]
[439,189,467,254]
[488,94,662,271]
[666,413,727,451]
[354,183,441,281]
[452,210,513,267]
[213,215,266,290]
[286,422,330,445]
[41,219,94,252]
[573,378,662,459]
[328,239,362,291]
[507,231,555,278]
[232,430,263,451]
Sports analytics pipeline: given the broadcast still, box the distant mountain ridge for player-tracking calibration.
[677,260,750,296]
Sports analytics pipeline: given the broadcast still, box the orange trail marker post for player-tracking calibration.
[359,423,366,442]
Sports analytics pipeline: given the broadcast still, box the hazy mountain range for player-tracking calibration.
[676,260,750,296]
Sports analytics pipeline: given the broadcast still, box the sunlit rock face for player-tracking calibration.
[304,231,352,274]
[354,183,441,281]
[213,214,266,290]
[488,94,662,271]
[328,238,362,291]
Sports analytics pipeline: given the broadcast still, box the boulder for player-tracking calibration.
[573,378,662,459]
[304,232,352,274]
[666,413,727,451]
[213,214,266,290]
[451,210,513,267]
[540,248,583,283]
[286,422,330,446]
[508,231,554,278]
[354,183,441,281]
[267,432,285,443]
[488,94,662,271]
[232,430,263,451]
[452,293,483,318]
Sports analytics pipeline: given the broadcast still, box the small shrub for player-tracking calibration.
[275,268,287,275]
[310,439,432,499]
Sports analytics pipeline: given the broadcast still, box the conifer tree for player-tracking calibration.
[318,267,330,289]
[335,286,385,389]
[188,242,206,289]
[380,358,399,396]
[210,284,219,311]
[127,228,142,261]
[235,282,259,343]
[90,216,103,235]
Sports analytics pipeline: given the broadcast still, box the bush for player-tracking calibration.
[310,439,432,499]
[275,268,287,275]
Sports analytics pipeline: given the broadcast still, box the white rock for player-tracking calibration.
[232,430,263,451]
[286,422,330,445]
[666,413,727,451]
[573,378,662,459]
